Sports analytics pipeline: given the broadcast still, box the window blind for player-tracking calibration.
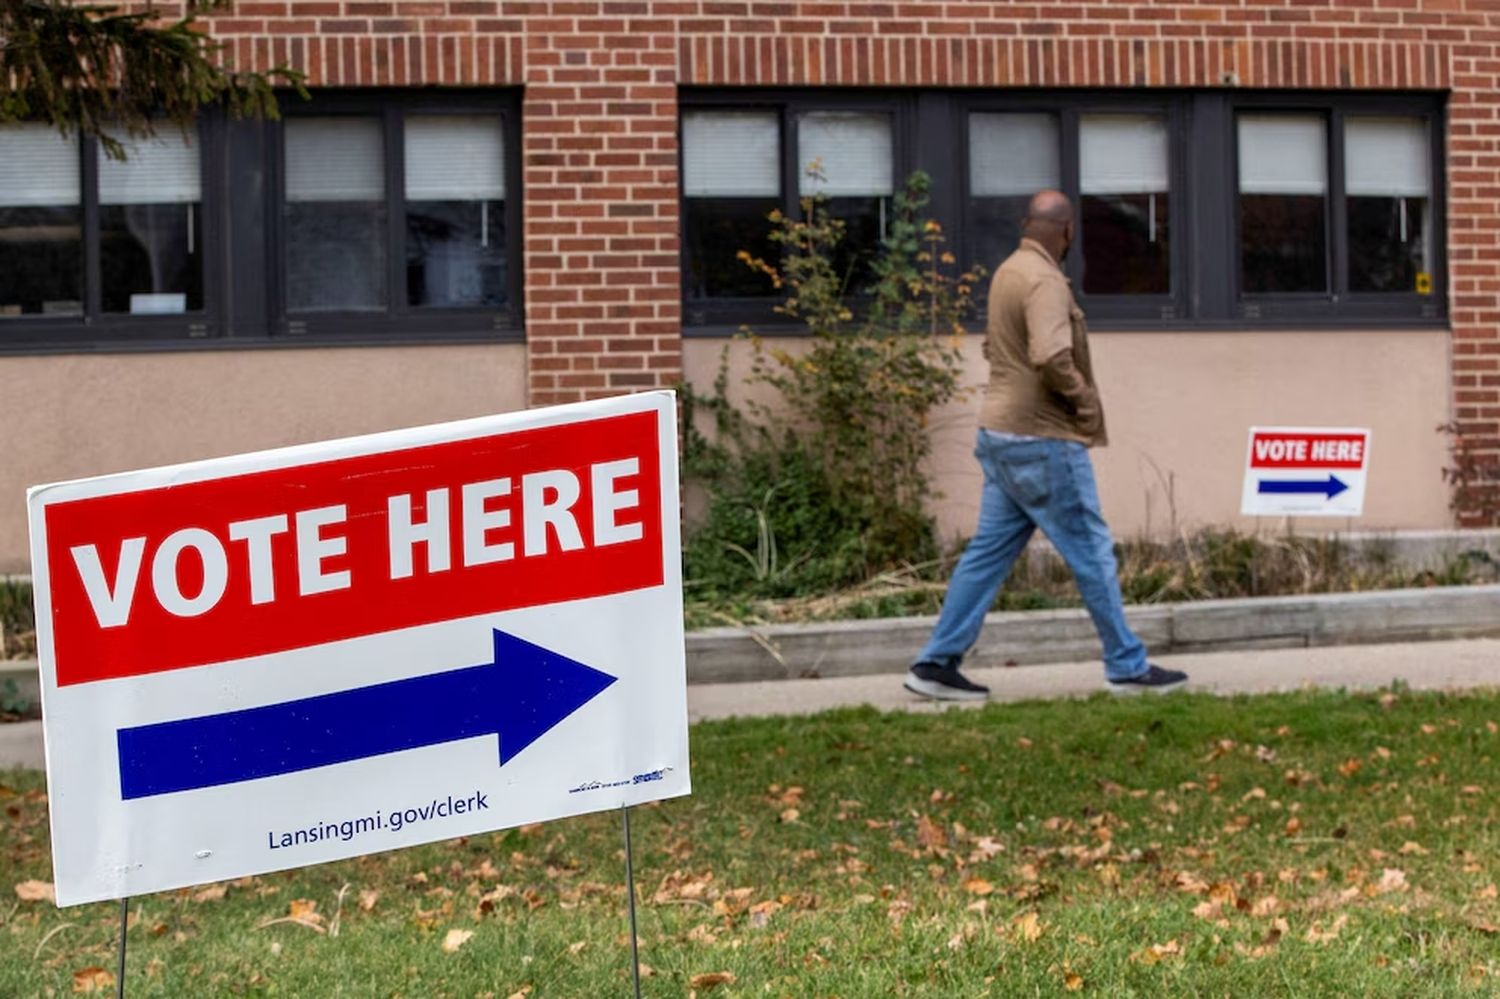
[969,113,1060,197]
[1080,114,1169,194]
[285,117,385,202]
[404,115,505,201]
[797,112,894,196]
[1238,115,1328,195]
[99,131,201,206]
[682,111,780,197]
[1345,116,1429,198]
[0,124,79,208]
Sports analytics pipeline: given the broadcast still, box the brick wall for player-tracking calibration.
[201,0,1500,522]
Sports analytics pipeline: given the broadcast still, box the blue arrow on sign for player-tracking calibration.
[116,629,617,800]
[1257,475,1349,499]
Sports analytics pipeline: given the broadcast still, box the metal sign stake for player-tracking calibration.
[622,805,643,999]
[116,896,129,999]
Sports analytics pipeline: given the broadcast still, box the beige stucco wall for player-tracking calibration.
[684,328,1455,543]
[0,344,527,574]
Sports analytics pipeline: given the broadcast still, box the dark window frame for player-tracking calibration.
[1227,92,1446,324]
[0,90,523,357]
[956,92,1190,323]
[681,88,1446,337]
[679,89,916,330]
[270,89,525,341]
[0,115,227,353]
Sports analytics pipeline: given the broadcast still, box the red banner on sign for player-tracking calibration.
[1248,432,1368,470]
[44,411,665,686]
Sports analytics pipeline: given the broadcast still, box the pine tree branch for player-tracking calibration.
[1,0,305,157]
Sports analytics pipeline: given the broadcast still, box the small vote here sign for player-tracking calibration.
[28,392,689,906]
[1240,426,1372,518]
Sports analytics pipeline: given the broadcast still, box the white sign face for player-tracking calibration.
[28,392,689,906]
[1240,426,1372,517]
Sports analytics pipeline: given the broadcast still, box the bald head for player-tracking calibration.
[1021,189,1074,262]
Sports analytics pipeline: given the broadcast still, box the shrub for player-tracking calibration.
[682,168,985,607]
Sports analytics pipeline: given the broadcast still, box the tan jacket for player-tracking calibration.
[978,238,1108,447]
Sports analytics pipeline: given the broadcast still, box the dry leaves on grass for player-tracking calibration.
[358,889,380,911]
[1305,914,1349,944]
[71,967,114,993]
[257,898,327,933]
[690,971,737,990]
[1011,911,1045,944]
[916,814,947,850]
[1063,970,1085,991]
[192,884,227,903]
[963,878,995,897]
[1131,939,1182,965]
[442,928,475,953]
[15,879,54,902]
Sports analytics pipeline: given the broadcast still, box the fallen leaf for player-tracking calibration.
[505,988,533,999]
[71,967,114,993]
[1284,817,1303,836]
[442,928,474,953]
[192,884,226,903]
[690,971,736,989]
[287,898,322,924]
[963,878,995,897]
[359,889,380,911]
[15,880,55,903]
[1064,971,1084,991]
[1376,869,1409,895]
[1477,884,1498,900]
[1398,841,1428,856]
[1011,911,1044,944]
[1016,737,1034,750]
[1338,758,1363,778]
[916,815,947,850]
[1461,786,1484,796]
[567,940,587,955]
[779,808,801,823]
[1250,896,1280,917]
[1305,914,1349,943]
[1131,940,1182,965]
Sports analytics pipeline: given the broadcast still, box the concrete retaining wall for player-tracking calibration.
[4,585,1498,696]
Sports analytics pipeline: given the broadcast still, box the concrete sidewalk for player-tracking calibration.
[4,638,1498,770]
[687,636,1500,722]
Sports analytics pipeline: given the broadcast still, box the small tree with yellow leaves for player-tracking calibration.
[684,168,986,599]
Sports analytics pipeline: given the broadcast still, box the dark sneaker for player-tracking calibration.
[1107,664,1189,695]
[904,661,989,702]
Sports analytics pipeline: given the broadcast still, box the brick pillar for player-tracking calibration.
[1448,80,1500,526]
[521,10,682,407]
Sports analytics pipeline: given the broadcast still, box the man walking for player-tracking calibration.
[905,190,1188,701]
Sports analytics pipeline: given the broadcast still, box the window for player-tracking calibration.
[686,89,1442,332]
[798,111,894,292]
[284,117,387,312]
[1079,113,1171,296]
[278,94,520,337]
[100,132,204,315]
[0,125,82,319]
[0,122,208,337]
[680,95,904,326]
[962,99,1180,318]
[0,90,519,353]
[1238,114,1329,294]
[1346,116,1432,294]
[682,110,782,300]
[967,113,1059,283]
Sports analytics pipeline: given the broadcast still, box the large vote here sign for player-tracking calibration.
[28,392,689,907]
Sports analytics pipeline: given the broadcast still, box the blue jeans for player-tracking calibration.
[917,430,1148,682]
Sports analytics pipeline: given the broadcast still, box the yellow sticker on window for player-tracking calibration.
[1416,271,1433,295]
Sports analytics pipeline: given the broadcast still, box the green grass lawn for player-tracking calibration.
[4,688,1499,997]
